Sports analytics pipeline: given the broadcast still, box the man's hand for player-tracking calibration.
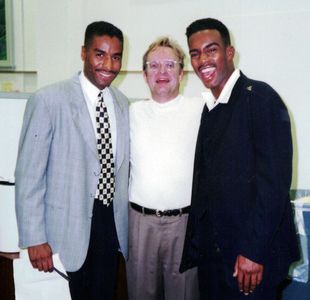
[233,254,263,295]
[28,243,53,272]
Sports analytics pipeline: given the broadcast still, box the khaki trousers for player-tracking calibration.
[127,206,199,300]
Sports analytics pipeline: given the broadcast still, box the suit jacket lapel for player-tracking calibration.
[203,74,246,156]
[109,87,125,173]
[194,74,247,218]
[70,74,98,158]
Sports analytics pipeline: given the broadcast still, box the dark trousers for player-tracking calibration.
[198,258,278,300]
[67,199,120,300]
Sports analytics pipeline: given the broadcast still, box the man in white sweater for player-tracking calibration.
[127,37,205,300]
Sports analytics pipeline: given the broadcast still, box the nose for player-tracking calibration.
[102,56,112,70]
[159,63,167,74]
[200,52,210,64]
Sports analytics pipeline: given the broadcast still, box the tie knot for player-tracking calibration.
[98,91,104,102]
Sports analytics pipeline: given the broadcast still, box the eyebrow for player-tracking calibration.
[204,42,220,48]
[189,42,220,53]
[94,48,122,57]
[112,52,122,57]
[94,48,105,54]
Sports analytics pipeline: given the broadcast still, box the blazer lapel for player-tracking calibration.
[109,87,125,173]
[203,75,245,157]
[70,74,98,158]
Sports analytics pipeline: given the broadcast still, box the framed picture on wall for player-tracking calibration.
[0,0,14,69]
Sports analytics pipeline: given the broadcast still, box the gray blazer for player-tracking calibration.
[15,73,129,272]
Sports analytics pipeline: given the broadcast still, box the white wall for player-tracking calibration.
[3,0,310,189]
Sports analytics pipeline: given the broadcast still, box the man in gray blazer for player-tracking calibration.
[15,21,129,300]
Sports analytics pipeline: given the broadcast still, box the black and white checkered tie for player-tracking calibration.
[95,91,115,206]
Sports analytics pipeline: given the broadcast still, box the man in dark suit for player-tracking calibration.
[15,21,129,300]
[180,18,299,299]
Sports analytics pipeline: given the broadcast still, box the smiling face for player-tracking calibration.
[81,35,122,90]
[188,29,235,99]
[144,46,184,103]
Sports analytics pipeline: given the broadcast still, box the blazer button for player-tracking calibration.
[94,171,99,176]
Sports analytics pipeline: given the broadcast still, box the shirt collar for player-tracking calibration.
[202,69,240,111]
[79,71,109,105]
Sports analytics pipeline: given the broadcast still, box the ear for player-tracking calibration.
[226,46,235,61]
[81,46,86,61]
[178,69,184,82]
[143,70,148,83]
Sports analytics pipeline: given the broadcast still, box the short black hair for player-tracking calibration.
[186,18,231,46]
[84,21,124,48]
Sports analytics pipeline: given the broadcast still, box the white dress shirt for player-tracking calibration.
[79,71,117,157]
[202,69,240,111]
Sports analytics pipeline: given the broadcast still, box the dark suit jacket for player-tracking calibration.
[180,72,299,283]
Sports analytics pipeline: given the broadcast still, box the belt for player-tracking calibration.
[130,202,190,217]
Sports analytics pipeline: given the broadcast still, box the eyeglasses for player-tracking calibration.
[145,60,181,72]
